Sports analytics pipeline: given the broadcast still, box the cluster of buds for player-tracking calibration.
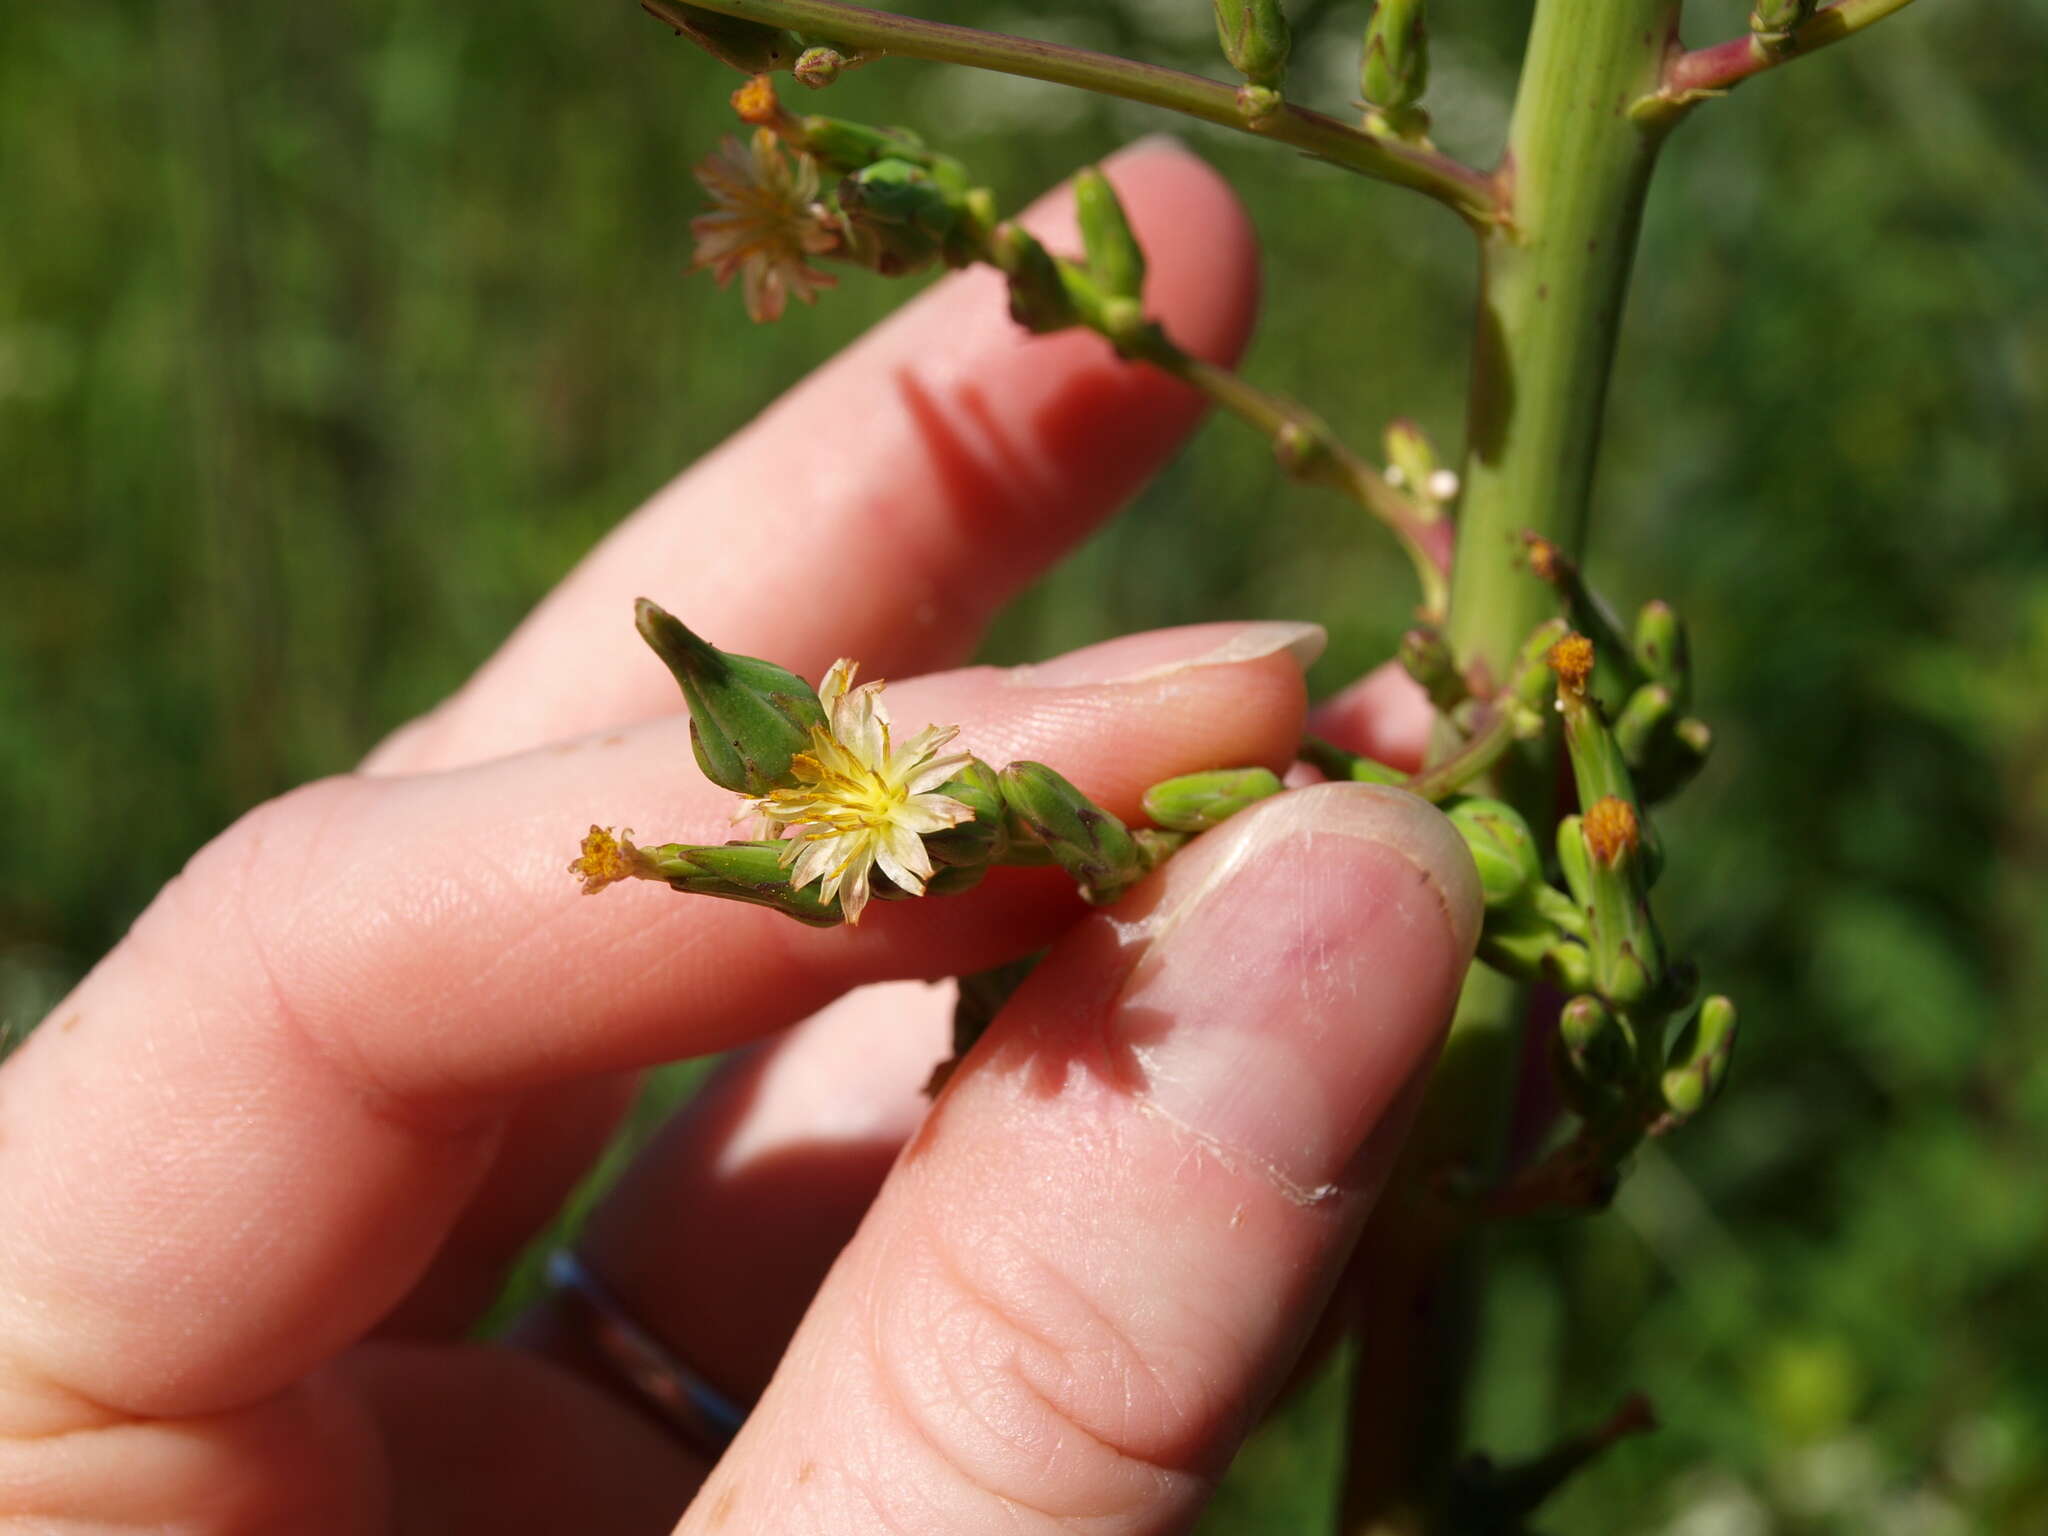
[1478,617,1736,1215]
[571,602,1234,925]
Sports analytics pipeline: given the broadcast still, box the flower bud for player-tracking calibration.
[1362,0,1429,127]
[1631,598,1691,707]
[922,757,1010,869]
[998,761,1146,903]
[1553,993,1634,1119]
[634,599,825,795]
[835,157,967,276]
[1073,167,1147,303]
[632,839,844,926]
[1141,767,1282,832]
[1613,682,1675,772]
[1212,0,1292,89]
[794,114,926,174]
[1661,995,1736,1121]
[792,44,846,88]
[662,4,800,75]
[989,223,1079,334]
[1445,795,1542,909]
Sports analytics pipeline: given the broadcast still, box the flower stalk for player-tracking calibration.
[642,0,1498,221]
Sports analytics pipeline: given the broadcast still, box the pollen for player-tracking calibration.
[570,825,639,895]
[1548,631,1595,695]
[1582,796,1640,865]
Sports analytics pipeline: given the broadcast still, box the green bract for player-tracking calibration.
[633,599,825,796]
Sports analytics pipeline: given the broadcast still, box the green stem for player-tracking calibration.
[646,0,1499,221]
[1339,1,1683,1529]
[1137,344,1450,621]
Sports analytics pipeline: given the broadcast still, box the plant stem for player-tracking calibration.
[1657,0,1925,105]
[1339,2,1684,1529]
[1136,343,1450,621]
[645,0,1499,221]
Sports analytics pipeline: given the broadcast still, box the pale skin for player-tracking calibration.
[0,143,1480,1534]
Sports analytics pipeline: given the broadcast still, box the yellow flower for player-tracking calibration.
[691,129,838,323]
[744,660,976,924]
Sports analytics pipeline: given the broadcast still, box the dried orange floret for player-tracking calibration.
[1548,631,1596,695]
[731,74,780,126]
[1582,796,1640,865]
[570,825,639,895]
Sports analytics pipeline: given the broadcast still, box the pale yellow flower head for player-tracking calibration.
[690,129,838,323]
[744,660,976,924]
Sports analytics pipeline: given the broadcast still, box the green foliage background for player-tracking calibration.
[4,0,2045,1528]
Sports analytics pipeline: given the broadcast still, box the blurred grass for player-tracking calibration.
[4,0,2047,1529]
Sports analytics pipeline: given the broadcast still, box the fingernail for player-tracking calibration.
[1014,620,1326,688]
[1111,783,1480,1199]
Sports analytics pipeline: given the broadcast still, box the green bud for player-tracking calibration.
[1614,682,1675,771]
[1142,767,1283,832]
[1362,0,1428,120]
[1554,992,1635,1119]
[1509,617,1573,715]
[634,600,825,795]
[1446,796,1542,909]
[1399,626,1468,714]
[989,224,1079,334]
[922,757,1009,870]
[1072,167,1148,303]
[1631,599,1691,708]
[633,840,843,926]
[1212,0,1292,89]
[1750,0,1816,52]
[661,5,799,74]
[792,44,847,88]
[1661,995,1737,1122]
[999,761,1146,903]
[1541,939,1596,996]
[835,158,966,277]
[795,115,926,174]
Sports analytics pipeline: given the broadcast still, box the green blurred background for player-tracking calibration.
[4,0,2045,1528]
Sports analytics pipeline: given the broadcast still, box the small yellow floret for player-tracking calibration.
[1548,631,1595,696]
[570,825,639,895]
[1582,796,1640,865]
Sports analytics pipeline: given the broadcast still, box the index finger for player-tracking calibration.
[0,622,1312,1433]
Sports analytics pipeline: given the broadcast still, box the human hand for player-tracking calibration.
[0,142,1477,1533]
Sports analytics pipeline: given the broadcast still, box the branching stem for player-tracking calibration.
[644,0,1499,222]
[1652,0,1925,109]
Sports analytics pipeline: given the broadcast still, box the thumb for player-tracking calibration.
[682,782,1480,1533]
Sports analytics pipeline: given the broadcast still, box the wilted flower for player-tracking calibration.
[691,128,838,322]
[744,660,975,923]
